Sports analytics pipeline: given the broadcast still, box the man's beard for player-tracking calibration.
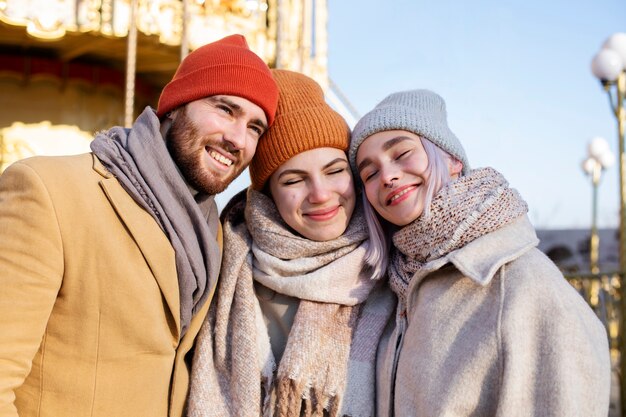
[166,108,246,195]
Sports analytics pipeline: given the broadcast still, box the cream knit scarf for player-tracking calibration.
[188,189,395,417]
[389,167,528,306]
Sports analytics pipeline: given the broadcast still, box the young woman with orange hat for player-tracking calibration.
[187,70,395,417]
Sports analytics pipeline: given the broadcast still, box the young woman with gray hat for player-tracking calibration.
[187,70,395,417]
[349,89,611,416]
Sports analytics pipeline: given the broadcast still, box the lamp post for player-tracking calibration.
[582,137,615,274]
[592,32,626,270]
[591,32,626,417]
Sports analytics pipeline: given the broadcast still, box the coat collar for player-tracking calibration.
[410,215,539,290]
[445,215,539,286]
[92,153,182,338]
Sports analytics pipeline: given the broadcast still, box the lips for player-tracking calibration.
[386,184,418,206]
[304,205,340,221]
[206,147,234,168]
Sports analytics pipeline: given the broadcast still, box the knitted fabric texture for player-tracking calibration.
[249,69,350,190]
[349,89,469,180]
[388,167,528,307]
[156,34,278,125]
[187,189,394,417]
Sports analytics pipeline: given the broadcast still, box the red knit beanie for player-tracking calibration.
[156,34,278,125]
[249,69,350,190]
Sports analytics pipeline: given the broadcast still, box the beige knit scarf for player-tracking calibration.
[389,167,528,306]
[188,189,395,417]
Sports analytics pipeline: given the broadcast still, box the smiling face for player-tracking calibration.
[166,95,268,195]
[269,147,356,241]
[356,130,461,226]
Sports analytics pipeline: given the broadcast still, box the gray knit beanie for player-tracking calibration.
[349,89,470,178]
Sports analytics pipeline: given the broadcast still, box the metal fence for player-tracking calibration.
[566,272,621,416]
[567,272,621,349]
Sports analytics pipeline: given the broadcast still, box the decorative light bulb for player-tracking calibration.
[603,33,626,69]
[592,48,623,81]
[588,136,610,159]
[582,157,597,175]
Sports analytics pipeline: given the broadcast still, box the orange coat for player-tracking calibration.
[0,153,219,417]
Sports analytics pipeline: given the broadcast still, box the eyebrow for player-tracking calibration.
[276,157,348,180]
[357,135,413,173]
[208,96,268,132]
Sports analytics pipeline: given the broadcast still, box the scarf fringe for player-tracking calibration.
[188,190,394,417]
[272,377,340,417]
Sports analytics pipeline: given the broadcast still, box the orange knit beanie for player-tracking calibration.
[156,34,278,125]
[249,69,350,190]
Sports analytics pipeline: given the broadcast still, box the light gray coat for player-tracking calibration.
[377,216,611,417]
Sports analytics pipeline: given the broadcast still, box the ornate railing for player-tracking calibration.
[567,271,621,351]
[566,271,620,415]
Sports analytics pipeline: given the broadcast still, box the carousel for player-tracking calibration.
[0,0,355,171]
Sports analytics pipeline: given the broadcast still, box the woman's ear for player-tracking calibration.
[448,158,463,179]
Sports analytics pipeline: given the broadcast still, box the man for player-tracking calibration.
[0,34,278,417]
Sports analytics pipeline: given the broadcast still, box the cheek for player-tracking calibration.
[274,191,302,221]
[336,175,355,199]
[338,182,356,216]
[363,184,380,208]
[244,139,259,157]
[414,155,430,175]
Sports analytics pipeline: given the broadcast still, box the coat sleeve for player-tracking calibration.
[496,251,612,417]
[0,161,64,416]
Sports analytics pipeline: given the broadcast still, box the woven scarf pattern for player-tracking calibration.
[188,189,395,417]
[90,106,221,338]
[389,167,528,306]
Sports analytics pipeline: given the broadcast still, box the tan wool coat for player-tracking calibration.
[0,154,219,417]
[377,216,611,417]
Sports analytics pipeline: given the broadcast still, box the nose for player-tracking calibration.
[308,178,332,204]
[380,166,400,189]
[223,121,247,152]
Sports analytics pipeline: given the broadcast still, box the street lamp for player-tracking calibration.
[591,32,626,270]
[591,32,626,417]
[582,137,615,274]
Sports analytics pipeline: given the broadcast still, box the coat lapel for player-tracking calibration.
[93,156,181,339]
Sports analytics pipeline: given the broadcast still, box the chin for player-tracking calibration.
[315,227,346,242]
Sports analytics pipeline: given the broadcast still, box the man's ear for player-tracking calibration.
[160,112,174,139]
[449,158,463,178]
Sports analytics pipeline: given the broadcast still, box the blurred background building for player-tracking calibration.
[0,0,357,171]
[537,228,619,273]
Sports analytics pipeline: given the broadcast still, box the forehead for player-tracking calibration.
[358,130,421,158]
[275,147,347,172]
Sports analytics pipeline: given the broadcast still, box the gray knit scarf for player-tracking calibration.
[188,188,396,417]
[90,106,221,338]
[389,167,528,307]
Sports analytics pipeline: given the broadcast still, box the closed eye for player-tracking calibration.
[282,177,303,186]
[328,168,345,175]
[248,124,264,136]
[362,169,378,182]
[395,149,411,160]
[217,104,233,115]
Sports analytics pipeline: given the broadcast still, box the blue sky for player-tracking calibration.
[325,0,626,229]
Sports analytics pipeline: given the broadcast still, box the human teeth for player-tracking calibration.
[209,150,232,166]
[390,188,411,202]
